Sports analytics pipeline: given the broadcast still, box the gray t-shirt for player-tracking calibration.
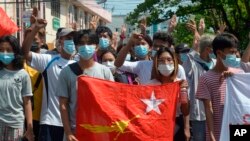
[56,62,114,130]
[0,68,32,128]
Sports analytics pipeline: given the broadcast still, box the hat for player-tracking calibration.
[58,28,74,38]
[175,43,190,53]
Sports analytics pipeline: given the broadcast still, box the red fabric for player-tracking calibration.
[76,76,180,141]
[0,8,19,37]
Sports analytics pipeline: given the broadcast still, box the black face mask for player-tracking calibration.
[30,42,40,52]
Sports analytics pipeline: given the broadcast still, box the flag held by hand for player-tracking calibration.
[76,76,180,141]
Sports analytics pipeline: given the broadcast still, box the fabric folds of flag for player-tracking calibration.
[0,8,19,37]
[76,76,180,141]
[220,74,250,141]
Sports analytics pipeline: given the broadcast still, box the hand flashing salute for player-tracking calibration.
[168,14,177,33]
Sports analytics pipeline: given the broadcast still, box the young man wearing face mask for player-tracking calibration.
[22,18,76,141]
[95,26,113,62]
[181,34,216,141]
[115,32,186,85]
[196,33,244,141]
[23,27,47,141]
[57,29,114,141]
[46,28,65,55]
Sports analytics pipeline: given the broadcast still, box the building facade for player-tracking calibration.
[0,0,111,49]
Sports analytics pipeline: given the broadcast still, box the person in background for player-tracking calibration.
[95,25,113,62]
[175,43,190,65]
[148,47,190,141]
[0,35,34,141]
[22,12,76,141]
[196,33,244,141]
[184,19,216,141]
[152,31,175,57]
[46,27,65,55]
[23,27,45,141]
[58,29,114,141]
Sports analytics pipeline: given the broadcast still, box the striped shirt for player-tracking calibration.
[196,68,244,141]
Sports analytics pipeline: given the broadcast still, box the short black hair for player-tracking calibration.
[0,35,24,70]
[141,34,153,47]
[96,25,113,39]
[153,31,174,46]
[74,29,99,45]
[212,33,238,56]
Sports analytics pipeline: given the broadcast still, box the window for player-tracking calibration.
[74,6,78,22]
[51,0,60,18]
[68,5,74,24]
[79,11,85,29]
[31,0,36,8]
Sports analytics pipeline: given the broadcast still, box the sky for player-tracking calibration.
[100,0,145,16]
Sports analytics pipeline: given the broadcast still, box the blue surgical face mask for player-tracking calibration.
[134,45,148,58]
[151,50,157,57]
[125,54,131,61]
[209,53,216,59]
[78,45,96,60]
[222,54,240,68]
[0,52,15,65]
[180,53,188,63]
[99,38,110,50]
[63,40,76,55]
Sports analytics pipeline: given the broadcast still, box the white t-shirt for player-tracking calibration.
[119,60,186,84]
[31,52,75,126]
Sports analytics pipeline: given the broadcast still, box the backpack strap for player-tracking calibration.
[44,56,60,71]
[32,73,42,93]
[196,61,209,71]
[41,56,60,108]
[69,62,83,76]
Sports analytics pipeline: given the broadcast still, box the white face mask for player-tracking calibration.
[158,64,174,76]
[102,61,116,72]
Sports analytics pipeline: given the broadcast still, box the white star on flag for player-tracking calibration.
[141,91,165,115]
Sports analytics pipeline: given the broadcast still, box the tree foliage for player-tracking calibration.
[126,0,250,50]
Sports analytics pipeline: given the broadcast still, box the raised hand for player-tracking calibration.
[168,14,177,33]
[111,32,119,50]
[90,15,100,31]
[29,7,47,30]
[186,20,200,52]
[121,25,127,35]
[198,18,205,35]
[186,19,197,34]
[140,18,147,35]
[217,22,226,34]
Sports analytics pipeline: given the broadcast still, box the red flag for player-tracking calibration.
[0,8,19,37]
[76,76,180,141]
